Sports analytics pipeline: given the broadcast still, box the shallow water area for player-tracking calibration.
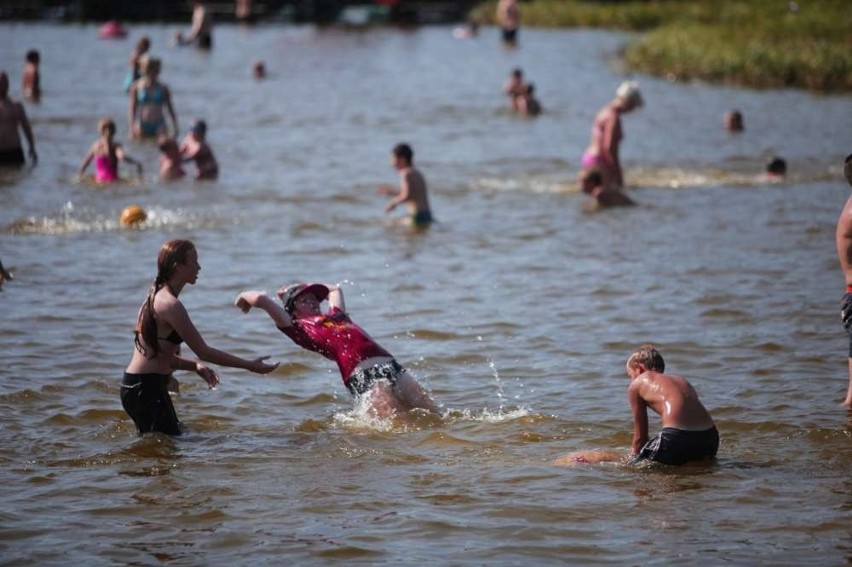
[1,22,852,565]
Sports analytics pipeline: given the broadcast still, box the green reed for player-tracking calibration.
[471,1,852,92]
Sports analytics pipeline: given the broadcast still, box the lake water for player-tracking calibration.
[1,22,851,566]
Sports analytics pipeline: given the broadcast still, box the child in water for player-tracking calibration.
[158,135,185,180]
[180,120,219,180]
[579,168,635,211]
[235,283,440,419]
[377,143,433,226]
[78,118,142,183]
[22,49,41,102]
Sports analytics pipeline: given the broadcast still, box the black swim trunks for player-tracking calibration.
[0,147,25,167]
[120,372,182,435]
[631,426,719,466]
[841,292,852,357]
[346,360,403,396]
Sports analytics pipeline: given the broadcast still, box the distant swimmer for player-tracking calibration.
[124,36,150,92]
[128,57,178,139]
[253,61,266,80]
[0,258,13,291]
[761,156,787,183]
[122,239,278,436]
[0,71,37,167]
[175,0,213,49]
[581,81,644,191]
[625,345,719,466]
[515,83,542,117]
[496,0,521,45]
[834,152,852,408]
[157,135,185,180]
[236,285,441,419]
[725,109,744,132]
[579,168,635,212]
[179,119,218,180]
[377,143,434,227]
[504,68,526,112]
[22,49,41,103]
[77,118,143,183]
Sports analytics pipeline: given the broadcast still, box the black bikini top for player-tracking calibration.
[159,329,183,345]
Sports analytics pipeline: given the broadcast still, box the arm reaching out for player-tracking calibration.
[236,290,292,328]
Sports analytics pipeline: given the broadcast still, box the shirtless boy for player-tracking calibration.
[835,153,852,408]
[0,72,37,167]
[377,143,433,226]
[180,120,218,180]
[22,50,41,103]
[626,345,719,465]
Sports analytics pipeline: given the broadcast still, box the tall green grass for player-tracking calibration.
[471,1,852,92]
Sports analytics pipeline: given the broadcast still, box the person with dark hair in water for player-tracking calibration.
[122,239,278,435]
[0,71,37,167]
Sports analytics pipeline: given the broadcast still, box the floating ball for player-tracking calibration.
[120,204,147,226]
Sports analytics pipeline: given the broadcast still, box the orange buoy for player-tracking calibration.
[120,204,146,226]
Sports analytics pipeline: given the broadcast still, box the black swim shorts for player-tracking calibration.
[0,147,25,167]
[841,292,852,357]
[120,372,182,435]
[631,426,719,466]
[346,360,403,396]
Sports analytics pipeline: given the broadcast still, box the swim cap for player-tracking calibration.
[278,283,329,315]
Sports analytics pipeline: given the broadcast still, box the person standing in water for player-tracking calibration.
[377,143,433,227]
[496,0,521,45]
[625,345,719,465]
[22,50,41,103]
[124,36,150,92]
[78,118,142,183]
[122,239,278,435]
[179,119,218,179]
[835,153,852,408]
[176,1,213,49]
[128,57,178,139]
[581,81,644,191]
[0,71,37,167]
[235,284,440,419]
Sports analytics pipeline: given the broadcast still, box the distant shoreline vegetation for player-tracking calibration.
[471,0,852,93]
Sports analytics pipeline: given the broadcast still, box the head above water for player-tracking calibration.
[725,109,744,132]
[615,80,643,110]
[392,143,413,165]
[626,344,665,374]
[190,119,207,138]
[278,283,329,317]
[98,117,116,137]
[579,168,603,194]
[844,154,852,187]
[766,156,787,176]
[142,56,161,76]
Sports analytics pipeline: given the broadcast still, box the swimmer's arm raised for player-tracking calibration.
[236,290,292,328]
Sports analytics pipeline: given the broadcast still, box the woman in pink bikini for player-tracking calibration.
[236,283,440,419]
[580,81,643,191]
[77,118,142,183]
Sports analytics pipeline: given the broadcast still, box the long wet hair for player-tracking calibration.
[134,239,195,359]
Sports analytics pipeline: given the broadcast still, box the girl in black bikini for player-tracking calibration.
[121,239,278,435]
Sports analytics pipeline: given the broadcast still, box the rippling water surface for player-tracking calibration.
[1,22,851,566]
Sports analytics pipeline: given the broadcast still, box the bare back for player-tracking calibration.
[401,167,430,215]
[630,371,714,430]
[0,98,25,150]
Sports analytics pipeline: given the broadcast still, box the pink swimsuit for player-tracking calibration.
[94,154,118,183]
